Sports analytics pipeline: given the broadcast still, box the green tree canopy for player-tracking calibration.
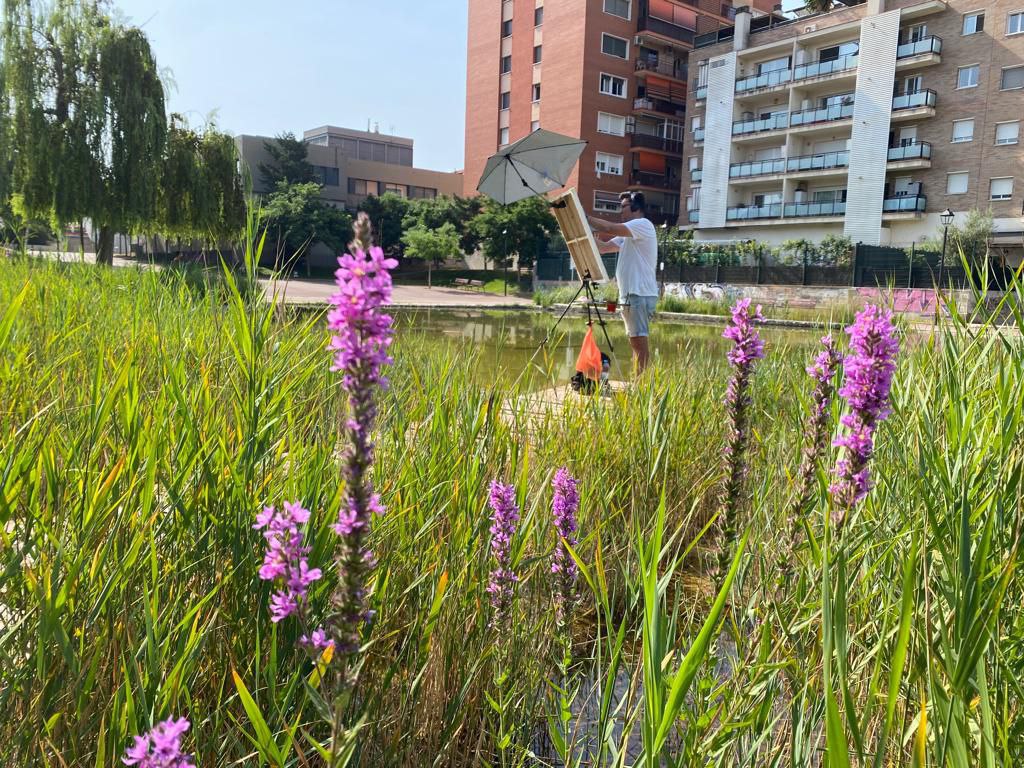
[402,195,482,255]
[401,221,460,266]
[471,196,557,269]
[358,192,411,257]
[259,132,315,188]
[261,181,352,267]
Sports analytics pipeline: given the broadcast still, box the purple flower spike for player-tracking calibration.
[327,216,397,658]
[718,299,765,574]
[487,480,520,631]
[793,335,843,513]
[122,717,195,768]
[551,468,580,622]
[830,305,899,524]
[254,502,322,624]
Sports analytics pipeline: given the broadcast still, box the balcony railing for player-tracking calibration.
[693,128,705,142]
[787,150,850,173]
[887,141,932,161]
[688,209,700,223]
[883,194,927,212]
[896,35,942,59]
[892,89,937,111]
[789,101,854,127]
[730,158,786,178]
[630,171,680,190]
[783,200,846,217]
[733,112,788,135]
[693,80,708,100]
[735,68,792,93]
[793,53,858,81]
[630,132,684,153]
[636,57,686,80]
[690,168,702,183]
[633,97,685,117]
[727,203,783,221]
[638,11,695,46]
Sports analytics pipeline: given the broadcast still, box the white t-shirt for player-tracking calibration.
[611,218,658,300]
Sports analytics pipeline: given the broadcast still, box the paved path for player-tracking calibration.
[265,277,534,309]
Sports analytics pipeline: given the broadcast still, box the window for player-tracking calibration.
[996,121,1020,145]
[533,45,542,64]
[594,191,622,213]
[757,56,790,74]
[818,41,859,62]
[595,152,623,176]
[534,6,543,25]
[946,172,969,195]
[382,183,407,198]
[599,73,627,98]
[962,11,984,34]
[597,111,626,136]
[691,116,703,132]
[499,91,510,110]
[812,189,847,204]
[903,24,927,43]
[990,177,1014,200]
[601,33,629,59]
[532,83,541,102]
[311,165,340,186]
[952,119,975,143]
[409,186,437,199]
[1010,12,1024,35]
[499,127,510,145]
[603,0,630,20]
[501,55,512,74]
[688,156,700,171]
[957,65,980,88]
[347,178,370,195]
[531,120,540,133]
[1001,65,1024,90]
[501,19,512,37]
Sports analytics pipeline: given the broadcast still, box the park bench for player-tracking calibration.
[454,278,485,291]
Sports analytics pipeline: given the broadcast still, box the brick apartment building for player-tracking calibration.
[464,0,776,226]
[682,0,1024,255]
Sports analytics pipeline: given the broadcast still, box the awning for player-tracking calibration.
[990,232,1024,247]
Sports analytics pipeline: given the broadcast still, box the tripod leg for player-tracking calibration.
[540,281,586,348]
[585,282,615,354]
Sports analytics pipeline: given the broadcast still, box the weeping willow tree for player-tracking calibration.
[1,0,166,263]
[157,115,245,248]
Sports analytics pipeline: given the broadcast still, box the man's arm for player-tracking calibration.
[596,240,619,254]
[588,215,633,238]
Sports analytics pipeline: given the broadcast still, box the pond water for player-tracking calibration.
[391,308,825,386]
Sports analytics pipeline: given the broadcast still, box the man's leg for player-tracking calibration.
[629,336,650,374]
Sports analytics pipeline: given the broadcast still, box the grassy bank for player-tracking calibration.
[1,255,1022,765]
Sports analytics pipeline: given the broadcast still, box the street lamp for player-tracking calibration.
[938,208,954,293]
[502,228,508,296]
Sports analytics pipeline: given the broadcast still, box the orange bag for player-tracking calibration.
[575,326,603,382]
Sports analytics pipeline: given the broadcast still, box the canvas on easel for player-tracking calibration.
[550,188,610,283]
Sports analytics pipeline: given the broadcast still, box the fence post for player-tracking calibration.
[852,243,860,287]
[802,248,808,285]
[907,244,913,289]
[756,250,762,284]
[715,262,721,283]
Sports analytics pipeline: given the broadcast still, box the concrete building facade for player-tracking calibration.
[464,0,777,226]
[237,125,463,212]
[682,0,1024,252]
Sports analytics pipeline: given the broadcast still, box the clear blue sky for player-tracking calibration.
[115,0,469,172]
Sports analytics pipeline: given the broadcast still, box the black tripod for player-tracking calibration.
[539,269,615,355]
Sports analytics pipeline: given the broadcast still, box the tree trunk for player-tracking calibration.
[96,226,115,266]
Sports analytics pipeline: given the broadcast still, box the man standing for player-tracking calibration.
[589,190,659,374]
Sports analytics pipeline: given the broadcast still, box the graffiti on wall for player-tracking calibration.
[664,282,742,303]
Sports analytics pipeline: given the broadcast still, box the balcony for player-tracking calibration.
[633,97,685,117]
[789,101,854,128]
[693,128,705,142]
[892,89,936,111]
[733,112,788,136]
[630,132,683,154]
[735,68,792,94]
[636,57,687,81]
[896,35,942,60]
[787,150,850,173]
[727,203,782,221]
[783,200,846,217]
[693,79,708,100]
[730,158,786,178]
[630,171,680,191]
[690,168,702,183]
[883,194,927,213]
[887,141,932,163]
[688,209,700,223]
[793,53,858,81]
[638,9,695,46]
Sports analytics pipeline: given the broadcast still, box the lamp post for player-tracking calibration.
[937,208,954,317]
[659,222,668,296]
[502,228,508,296]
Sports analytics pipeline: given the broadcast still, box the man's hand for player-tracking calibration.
[588,216,632,238]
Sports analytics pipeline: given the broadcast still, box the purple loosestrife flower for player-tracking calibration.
[830,305,900,526]
[718,298,765,575]
[793,336,842,514]
[327,213,397,656]
[254,502,322,623]
[487,480,520,631]
[551,468,580,622]
[122,718,195,768]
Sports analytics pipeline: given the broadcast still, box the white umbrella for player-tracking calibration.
[476,129,588,205]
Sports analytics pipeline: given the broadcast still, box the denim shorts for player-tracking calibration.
[622,294,657,338]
